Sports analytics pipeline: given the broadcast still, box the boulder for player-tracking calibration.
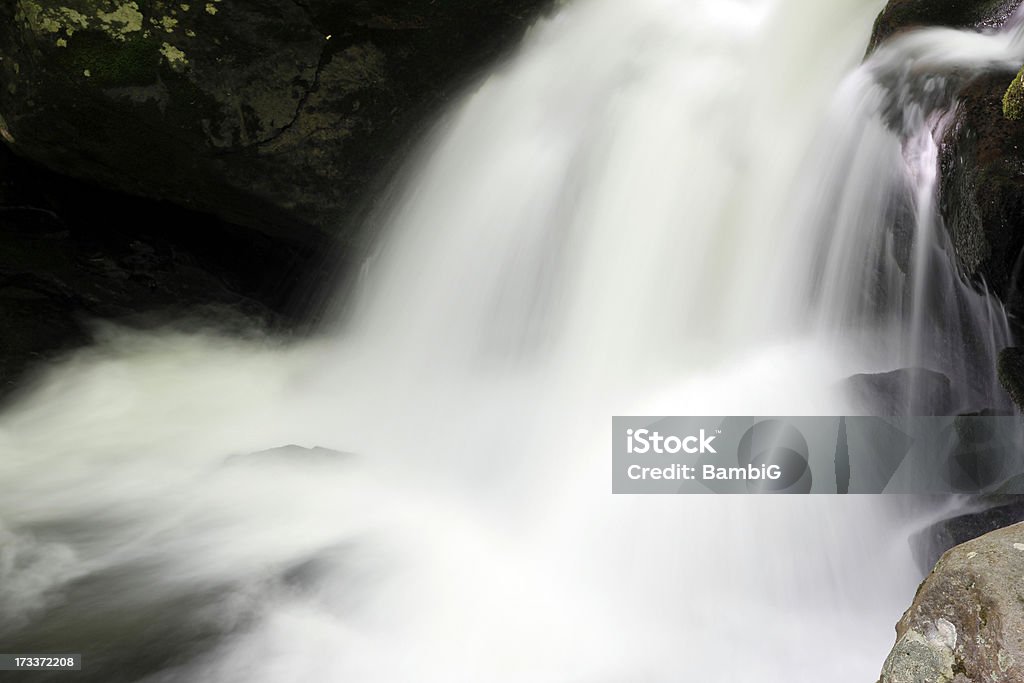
[867,0,1020,54]
[879,522,1024,683]
[0,145,314,397]
[911,497,1024,572]
[0,0,551,247]
[939,72,1024,320]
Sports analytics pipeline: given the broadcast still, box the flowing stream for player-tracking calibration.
[2,0,1023,681]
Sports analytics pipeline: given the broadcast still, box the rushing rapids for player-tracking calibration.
[1,1,1022,681]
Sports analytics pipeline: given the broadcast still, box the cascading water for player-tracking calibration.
[790,16,1024,413]
[1,0,1022,681]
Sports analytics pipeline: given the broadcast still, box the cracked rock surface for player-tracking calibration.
[0,0,551,248]
[878,522,1024,683]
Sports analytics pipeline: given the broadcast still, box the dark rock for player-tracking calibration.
[0,0,552,248]
[997,346,1024,411]
[867,0,1020,55]
[878,522,1024,683]
[844,368,954,415]
[939,73,1024,320]
[911,496,1024,572]
[0,145,331,397]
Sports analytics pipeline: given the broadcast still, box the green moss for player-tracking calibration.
[1004,66,1024,120]
[58,30,160,86]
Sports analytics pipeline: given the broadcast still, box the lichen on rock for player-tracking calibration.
[0,0,554,248]
[158,41,187,70]
[95,2,144,39]
[17,1,144,42]
[17,2,90,37]
[882,627,957,683]
[878,522,1024,683]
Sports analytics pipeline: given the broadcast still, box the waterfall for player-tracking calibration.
[0,0,1020,681]
[793,13,1024,413]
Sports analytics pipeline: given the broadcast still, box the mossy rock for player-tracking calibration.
[1004,65,1024,120]
[0,0,553,248]
[53,29,161,87]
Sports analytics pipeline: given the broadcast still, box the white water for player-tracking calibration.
[1,0,1022,681]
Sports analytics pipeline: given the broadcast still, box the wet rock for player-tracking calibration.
[844,368,954,415]
[997,346,1024,411]
[867,0,1020,55]
[939,73,1024,319]
[911,496,1024,572]
[879,522,1024,683]
[0,146,325,397]
[0,0,552,247]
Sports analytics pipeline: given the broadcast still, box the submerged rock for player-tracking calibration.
[0,0,552,247]
[879,522,1024,683]
[843,368,954,416]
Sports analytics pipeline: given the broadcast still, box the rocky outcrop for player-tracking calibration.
[0,0,551,246]
[940,72,1024,321]
[0,145,328,396]
[879,522,1024,683]
[0,0,551,393]
[865,1,1024,409]
[867,0,1020,55]
[867,0,1024,323]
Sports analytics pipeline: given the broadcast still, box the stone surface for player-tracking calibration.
[0,0,551,394]
[912,497,1024,572]
[880,522,1024,683]
[0,0,552,247]
[867,0,1019,54]
[997,346,1024,411]
[0,145,329,397]
[940,72,1024,320]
